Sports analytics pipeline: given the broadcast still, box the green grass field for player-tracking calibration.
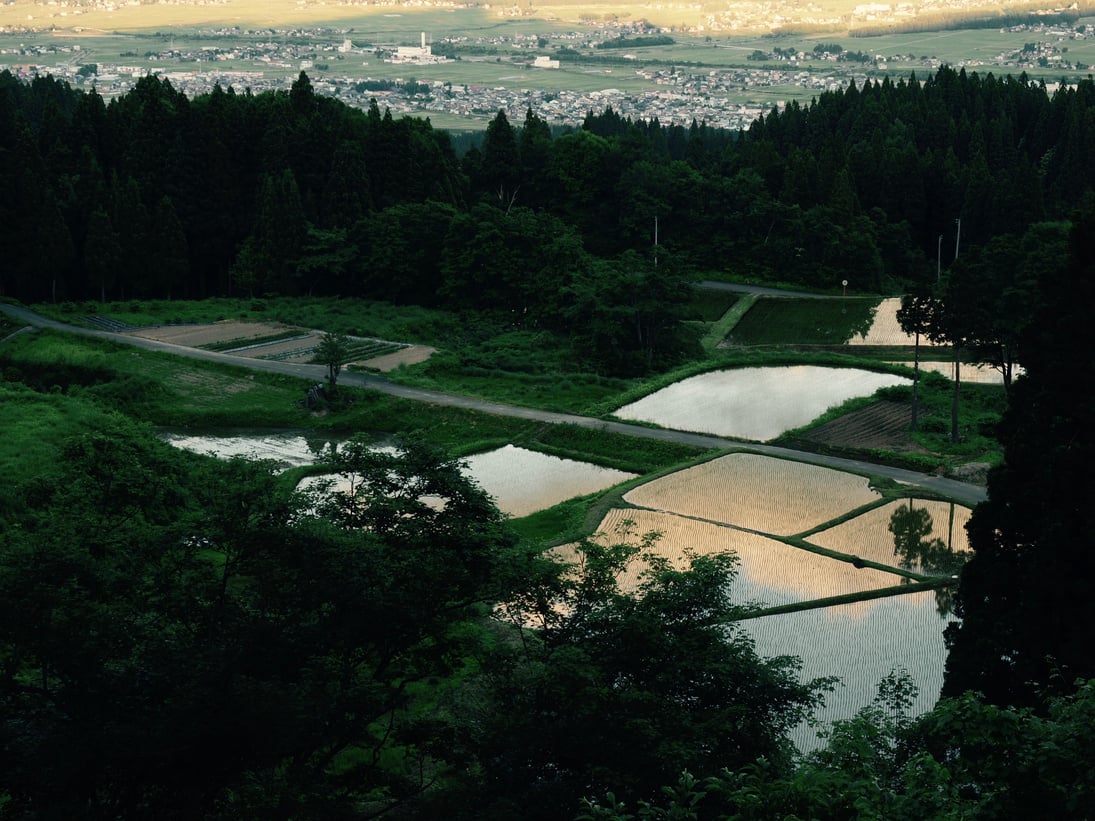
[726,297,883,346]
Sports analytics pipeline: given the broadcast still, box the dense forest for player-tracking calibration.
[2,64,1095,817]
[4,65,1095,305]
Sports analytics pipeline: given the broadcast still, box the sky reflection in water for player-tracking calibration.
[614,366,910,441]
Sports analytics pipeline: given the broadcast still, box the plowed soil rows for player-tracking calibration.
[796,400,925,452]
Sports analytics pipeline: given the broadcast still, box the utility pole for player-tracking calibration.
[954,217,961,261]
[937,234,942,282]
[654,214,658,269]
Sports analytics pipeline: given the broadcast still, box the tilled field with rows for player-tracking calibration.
[793,400,926,452]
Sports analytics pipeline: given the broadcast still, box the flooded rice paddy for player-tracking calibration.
[297,445,636,518]
[847,298,945,347]
[161,433,634,519]
[458,445,636,518]
[613,366,910,440]
[745,591,952,751]
[809,499,972,577]
[564,508,905,606]
[623,453,881,536]
[163,436,960,749]
[591,454,962,748]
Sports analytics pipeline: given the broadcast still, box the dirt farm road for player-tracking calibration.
[1,303,986,506]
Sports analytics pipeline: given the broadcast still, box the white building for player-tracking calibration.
[390,33,447,65]
[533,55,560,69]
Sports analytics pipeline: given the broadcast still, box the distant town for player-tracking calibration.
[2,15,1092,130]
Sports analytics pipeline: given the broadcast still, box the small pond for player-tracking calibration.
[614,367,910,441]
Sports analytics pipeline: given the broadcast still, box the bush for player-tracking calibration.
[918,417,948,434]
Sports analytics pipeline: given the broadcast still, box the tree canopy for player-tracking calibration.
[4,67,1095,306]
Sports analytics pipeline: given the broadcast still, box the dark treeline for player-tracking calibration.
[5,66,1095,308]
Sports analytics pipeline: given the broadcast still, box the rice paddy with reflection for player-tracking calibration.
[808,498,973,576]
[296,447,637,518]
[566,508,905,606]
[744,591,953,751]
[613,366,910,440]
[623,453,881,536]
[455,445,637,518]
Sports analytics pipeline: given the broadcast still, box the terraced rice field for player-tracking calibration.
[550,453,956,750]
[745,591,953,751]
[562,508,905,606]
[809,498,972,575]
[847,298,946,346]
[613,366,910,441]
[623,453,881,536]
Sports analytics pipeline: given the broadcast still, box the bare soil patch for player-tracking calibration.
[795,400,926,453]
[357,345,437,372]
[126,322,437,369]
[126,321,293,348]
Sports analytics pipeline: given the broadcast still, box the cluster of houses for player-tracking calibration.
[3,17,1093,131]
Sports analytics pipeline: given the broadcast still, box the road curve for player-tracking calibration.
[1,303,987,505]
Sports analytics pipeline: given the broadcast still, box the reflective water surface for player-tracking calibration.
[624,453,881,536]
[614,366,910,440]
[571,508,905,606]
[161,434,634,518]
[164,432,957,749]
[159,429,347,471]
[745,592,953,751]
[810,499,972,576]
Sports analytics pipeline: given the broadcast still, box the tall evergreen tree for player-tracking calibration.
[943,207,1095,706]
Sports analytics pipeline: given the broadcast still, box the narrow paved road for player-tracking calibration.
[696,281,867,299]
[1,303,986,505]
